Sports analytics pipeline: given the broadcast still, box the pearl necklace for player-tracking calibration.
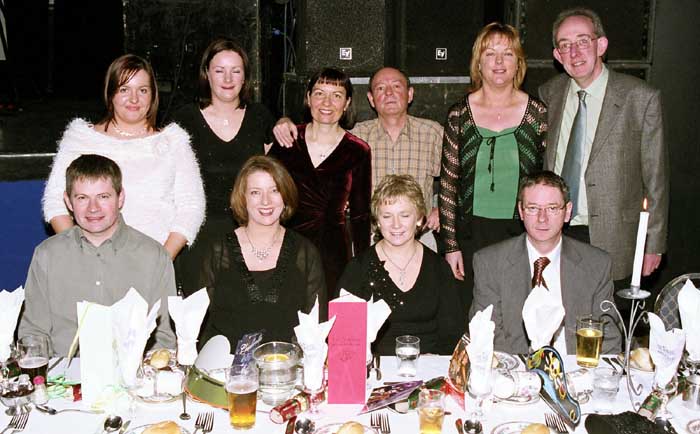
[379,241,419,286]
[112,122,149,137]
[244,226,281,262]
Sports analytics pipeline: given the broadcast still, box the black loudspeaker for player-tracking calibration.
[295,0,386,75]
[506,0,655,62]
[393,0,485,76]
[123,0,260,111]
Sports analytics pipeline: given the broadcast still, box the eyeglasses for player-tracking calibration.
[556,35,598,53]
[521,204,567,216]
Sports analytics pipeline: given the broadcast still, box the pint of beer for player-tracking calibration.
[17,335,50,382]
[418,389,445,434]
[226,364,258,430]
[576,316,603,367]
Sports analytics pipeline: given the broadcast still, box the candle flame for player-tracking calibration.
[643,198,648,211]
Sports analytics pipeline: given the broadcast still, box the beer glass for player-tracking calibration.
[395,335,420,377]
[418,389,445,434]
[576,315,604,367]
[17,335,49,383]
[226,364,259,430]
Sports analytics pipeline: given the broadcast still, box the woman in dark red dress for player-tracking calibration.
[268,68,371,305]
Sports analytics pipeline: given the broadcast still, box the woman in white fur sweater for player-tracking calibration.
[42,54,205,259]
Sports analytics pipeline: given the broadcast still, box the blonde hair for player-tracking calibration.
[469,22,527,91]
[370,174,426,240]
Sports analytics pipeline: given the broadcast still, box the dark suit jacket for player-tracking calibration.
[538,70,669,280]
[469,234,622,355]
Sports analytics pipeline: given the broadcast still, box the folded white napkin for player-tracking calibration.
[522,285,566,350]
[0,287,24,362]
[168,287,210,365]
[338,289,391,363]
[466,304,495,368]
[111,288,161,388]
[648,312,686,388]
[678,278,700,361]
[293,297,336,390]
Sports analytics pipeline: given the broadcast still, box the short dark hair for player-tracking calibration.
[198,38,252,110]
[470,22,527,91]
[66,154,123,197]
[368,67,411,90]
[230,156,298,225]
[552,7,607,47]
[304,67,356,129]
[100,54,159,130]
[517,170,570,203]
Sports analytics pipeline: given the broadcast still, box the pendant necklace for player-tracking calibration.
[379,241,418,286]
[112,122,148,137]
[244,226,281,262]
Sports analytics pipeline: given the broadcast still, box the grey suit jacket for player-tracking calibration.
[469,234,622,355]
[538,70,669,280]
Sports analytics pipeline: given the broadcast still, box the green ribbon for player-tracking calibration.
[46,374,80,399]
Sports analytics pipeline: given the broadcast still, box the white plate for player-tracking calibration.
[314,422,378,434]
[494,352,519,371]
[491,421,554,434]
[125,424,191,434]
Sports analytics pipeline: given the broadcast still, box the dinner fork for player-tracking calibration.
[370,413,381,433]
[379,413,391,434]
[202,412,214,434]
[192,412,206,434]
[0,413,24,434]
[8,413,28,434]
[545,413,568,434]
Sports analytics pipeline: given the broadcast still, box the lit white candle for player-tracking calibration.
[630,199,649,288]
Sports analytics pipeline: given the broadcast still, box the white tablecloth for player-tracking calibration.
[2,355,698,433]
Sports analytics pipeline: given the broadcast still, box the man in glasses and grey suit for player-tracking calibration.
[469,171,621,355]
[538,7,669,288]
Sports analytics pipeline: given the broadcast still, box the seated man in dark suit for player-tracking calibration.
[469,171,621,354]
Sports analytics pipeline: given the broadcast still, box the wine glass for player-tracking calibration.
[467,361,493,421]
[302,357,326,419]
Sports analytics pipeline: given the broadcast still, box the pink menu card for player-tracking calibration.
[327,298,367,404]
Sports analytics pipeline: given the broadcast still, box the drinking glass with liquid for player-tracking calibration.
[226,364,259,430]
[576,315,603,367]
[418,389,445,434]
[592,367,620,410]
[17,335,49,383]
[395,335,420,377]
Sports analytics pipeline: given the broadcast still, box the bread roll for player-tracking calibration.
[142,420,181,434]
[522,422,549,434]
[336,421,365,434]
[149,349,171,369]
[630,348,654,371]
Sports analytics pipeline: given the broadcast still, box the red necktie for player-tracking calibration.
[532,257,551,289]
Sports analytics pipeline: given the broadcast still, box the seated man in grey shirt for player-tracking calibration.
[19,154,176,356]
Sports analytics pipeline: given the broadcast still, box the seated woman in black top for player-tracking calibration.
[337,174,465,355]
[200,156,325,346]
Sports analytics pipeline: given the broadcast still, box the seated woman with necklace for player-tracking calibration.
[199,156,325,345]
[337,174,464,355]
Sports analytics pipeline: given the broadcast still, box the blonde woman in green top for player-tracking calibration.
[439,22,547,311]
